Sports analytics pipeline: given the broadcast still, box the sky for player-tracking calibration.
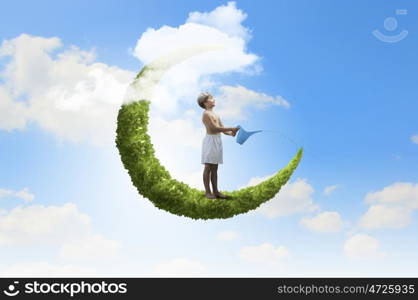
[0,0,417,277]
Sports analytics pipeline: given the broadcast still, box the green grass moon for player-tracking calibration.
[115,47,303,220]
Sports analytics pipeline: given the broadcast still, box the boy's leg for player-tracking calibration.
[210,164,218,193]
[203,163,216,198]
[210,164,227,199]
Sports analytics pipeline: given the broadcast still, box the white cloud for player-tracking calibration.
[242,176,319,218]
[343,234,385,259]
[0,33,135,145]
[153,258,208,277]
[0,187,34,202]
[215,85,290,121]
[358,182,418,230]
[358,204,411,229]
[186,1,251,41]
[0,86,30,130]
[127,1,286,127]
[239,243,289,264]
[300,211,343,233]
[0,202,120,261]
[128,15,261,117]
[132,23,256,74]
[364,182,418,209]
[323,184,340,196]
[216,230,240,241]
[410,134,418,144]
[0,203,91,246]
[0,262,97,277]
[59,234,121,261]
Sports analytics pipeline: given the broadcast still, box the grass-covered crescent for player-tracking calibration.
[115,46,303,220]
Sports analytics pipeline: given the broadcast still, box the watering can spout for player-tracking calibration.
[236,125,263,145]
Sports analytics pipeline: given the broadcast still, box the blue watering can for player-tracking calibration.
[236,125,263,145]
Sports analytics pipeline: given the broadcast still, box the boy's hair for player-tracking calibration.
[197,92,212,109]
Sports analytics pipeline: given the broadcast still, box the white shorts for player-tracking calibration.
[201,133,223,164]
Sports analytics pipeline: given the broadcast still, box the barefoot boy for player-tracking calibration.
[197,92,239,199]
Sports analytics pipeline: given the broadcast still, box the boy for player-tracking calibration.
[197,92,239,199]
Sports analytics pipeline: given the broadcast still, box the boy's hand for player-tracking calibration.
[231,127,240,135]
[223,127,239,136]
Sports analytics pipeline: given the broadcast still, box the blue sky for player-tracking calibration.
[0,0,417,276]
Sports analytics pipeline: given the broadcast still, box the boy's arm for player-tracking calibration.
[219,119,234,136]
[203,113,237,134]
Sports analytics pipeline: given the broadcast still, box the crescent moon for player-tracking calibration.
[116,46,303,220]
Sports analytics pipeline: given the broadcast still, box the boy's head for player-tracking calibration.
[197,92,215,109]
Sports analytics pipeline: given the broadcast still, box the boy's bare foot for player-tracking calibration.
[214,192,228,199]
[205,193,217,199]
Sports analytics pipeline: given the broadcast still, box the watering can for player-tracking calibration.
[235,125,263,145]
